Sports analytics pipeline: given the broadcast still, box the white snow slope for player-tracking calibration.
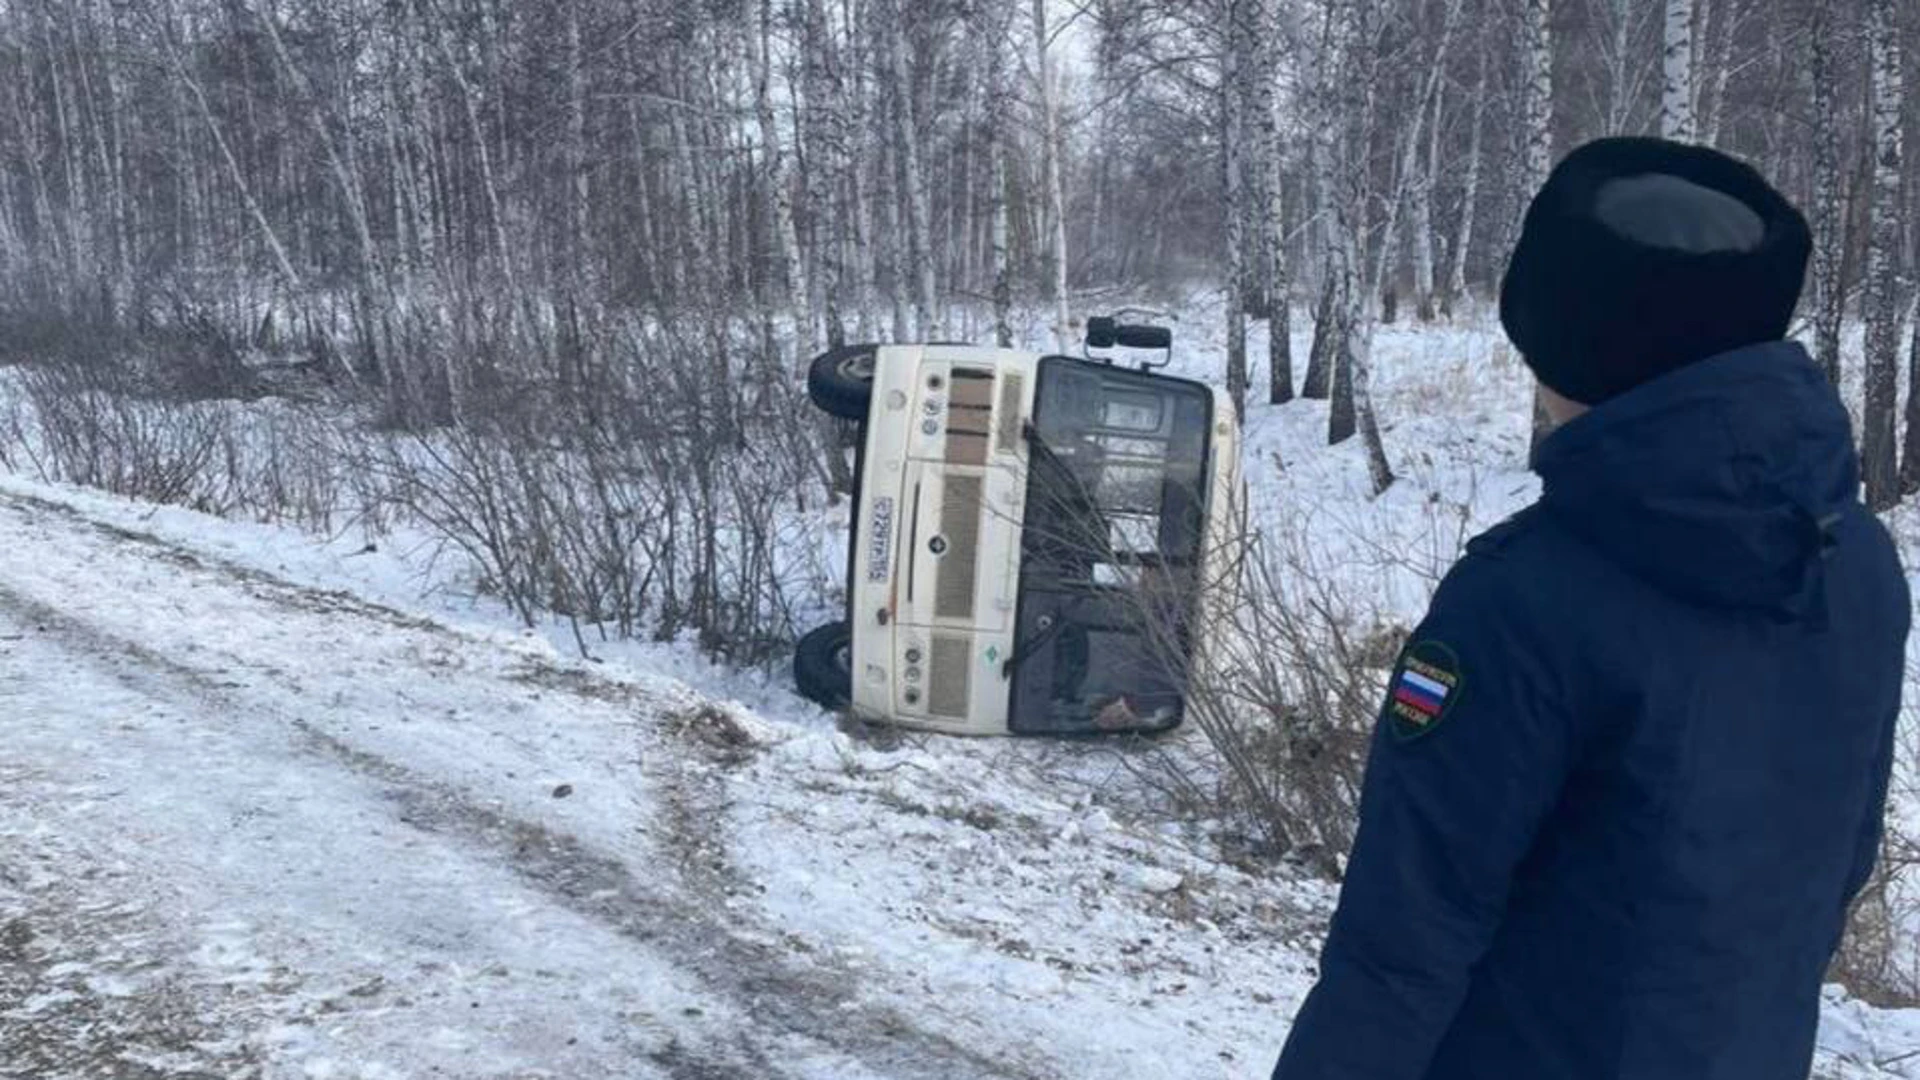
[6,312,1920,1078]
[0,476,1331,1079]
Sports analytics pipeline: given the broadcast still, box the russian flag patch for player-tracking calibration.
[1387,641,1462,740]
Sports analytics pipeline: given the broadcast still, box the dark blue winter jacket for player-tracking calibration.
[1273,342,1910,1080]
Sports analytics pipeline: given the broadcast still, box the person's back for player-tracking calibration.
[1272,139,1910,1079]
[1422,344,1907,1078]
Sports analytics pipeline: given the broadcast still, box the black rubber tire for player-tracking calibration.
[807,346,878,419]
[793,621,854,709]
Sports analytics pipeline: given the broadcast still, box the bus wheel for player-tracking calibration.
[793,621,853,709]
[807,346,877,419]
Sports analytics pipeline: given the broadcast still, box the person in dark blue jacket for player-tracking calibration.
[1272,137,1911,1080]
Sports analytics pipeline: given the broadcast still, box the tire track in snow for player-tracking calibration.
[0,837,262,1080]
[0,492,1055,1080]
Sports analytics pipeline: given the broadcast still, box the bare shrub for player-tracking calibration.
[9,361,232,510]
[1832,830,1920,1008]
[0,286,834,667]
[0,350,355,531]
[1107,485,1476,873]
[360,425,552,626]
[359,308,837,665]
[230,406,361,532]
[1176,523,1410,871]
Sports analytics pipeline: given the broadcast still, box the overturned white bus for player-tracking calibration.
[793,319,1243,736]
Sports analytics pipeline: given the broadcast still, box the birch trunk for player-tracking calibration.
[39,4,83,294]
[1410,91,1440,322]
[887,1,937,340]
[564,2,589,287]
[382,84,412,280]
[1661,0,1695,141]
[1443,38,1487,318]
[0,103,16,271]
[1522,0,1554,191]
[1406,0,1465,323]
[1262,0,1292,404]
[17,50,62,282]
[1223,0,1252,420]
[404,18,444,283]
[980,2,1014,348]
[880,62,909,342]
[1863,0,1902,508]
[752,0,809,354]
[1603,0,1634,134]
[1808,1,1844,386]
[1522,0,1555,453]
[1300,0,1344,402]
[849,11,882,340]
[1303,277,1335,399]
[801,0,848,348]
[952,61,973,336]
[1697,0,1740,146]
[76,3,130,307]
[1327,204,1357,444]
[1906,302,1920,495]
[1032,0,1070,350]
[1325,0,1394,494]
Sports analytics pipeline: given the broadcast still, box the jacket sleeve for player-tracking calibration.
[1272,559,1579,1080]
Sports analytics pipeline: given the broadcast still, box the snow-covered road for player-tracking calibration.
[0,489,1058,1079]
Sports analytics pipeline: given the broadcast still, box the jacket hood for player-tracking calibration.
[1533,341,1859,618]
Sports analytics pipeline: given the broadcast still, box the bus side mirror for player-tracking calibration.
[1085,316,1118,349]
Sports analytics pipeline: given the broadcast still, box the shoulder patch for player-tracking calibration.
[1385,640,1463,741]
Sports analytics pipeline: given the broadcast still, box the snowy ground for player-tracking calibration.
[0,479,1334,1078]
[6,307,1920,1077]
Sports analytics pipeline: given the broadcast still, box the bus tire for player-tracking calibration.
[794,621,853,709]
[807,346,877,419]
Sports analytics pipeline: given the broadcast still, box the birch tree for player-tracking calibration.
[1862,0,1902,509]
[1032,0,1071,351]
[1661,0,1695,141]
[1405,0,1466,322]
[0,0,1905,477]
[1321,0,1395,495]
[1807,1,1845,386]
[1522,0,1556,452]
[1223,0,1256,419]
[1441,34,1487,318]
[978,1,1015,348]
[799,0,850,348]
[887,0,938,340]
[752,0,809,355]
[1694,0,1744,146]
[1522,0,1555,194]
[1300,0,1346,403]
[1261,0,1292,403]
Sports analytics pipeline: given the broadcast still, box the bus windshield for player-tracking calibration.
[1009,357,1213,735]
